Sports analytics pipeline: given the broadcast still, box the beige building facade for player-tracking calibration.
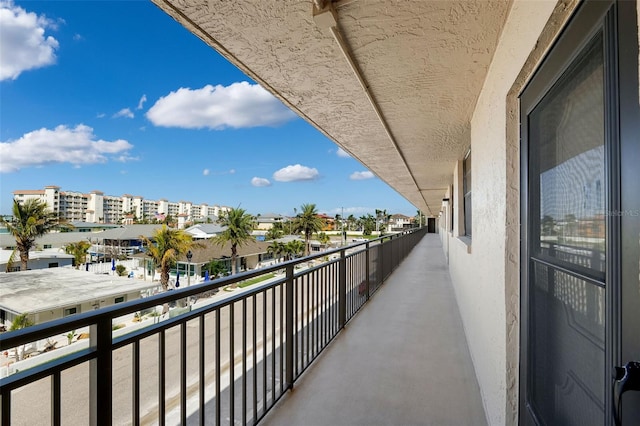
[13,186,230,225]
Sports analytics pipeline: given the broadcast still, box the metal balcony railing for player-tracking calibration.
[0,227,427,425]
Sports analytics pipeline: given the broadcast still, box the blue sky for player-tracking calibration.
[0,0,417,218]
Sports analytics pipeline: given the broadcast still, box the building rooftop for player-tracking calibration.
[0,249,73,266]
[185,223,225,236]
[0,267,158,315]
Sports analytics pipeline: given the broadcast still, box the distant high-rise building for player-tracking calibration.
[12,186,231,225]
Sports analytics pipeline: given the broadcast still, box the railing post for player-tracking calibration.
[285,264,294,389]
[90,317,112,426]
[338,249,346,329]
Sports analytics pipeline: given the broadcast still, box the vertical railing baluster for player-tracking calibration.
[52,371,61,426]
[159,330,165,426]
[350,256,354,313]
[199,315,205,426]
[285,264,294,388]
[279,283,284,395]
[314,269,319,356]
[365,242,370,301]
[335,261,339,333]
[338,249,346,330]
[293,274,298,377]
[306,273,310,367]
[332,262,336,336]
[262,289,267,417]
[2,387,11,425]
[271,287,276,405]
[215,309,221,426]
[320,267,325,347]
[132,340,140,426]
[180,322,187,425]
[230,304,235,426]
[252,294,257,424]
[242,299,247,426]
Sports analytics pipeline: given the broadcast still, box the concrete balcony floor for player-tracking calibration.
[261,234,487,426]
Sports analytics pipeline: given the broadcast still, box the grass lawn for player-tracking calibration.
[238,273,276,288]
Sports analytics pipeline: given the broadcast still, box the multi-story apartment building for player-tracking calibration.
[12,186,230,225]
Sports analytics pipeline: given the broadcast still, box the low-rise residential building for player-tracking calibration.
[0,225,163,262]
[389,214,414,231]
[0,268,159,326]
[255,213,286,230]
[184,223,225,240]
[0,250,73,272]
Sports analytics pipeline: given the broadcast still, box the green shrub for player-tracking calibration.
[115,264,127,276]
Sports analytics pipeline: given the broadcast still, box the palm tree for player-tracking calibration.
[10,313,34,360]
[1,199,69,271]
[204,259,228,279]
[267,241,286,263]
[140,225,195,291]
[360,214,376,235]
[214,207,255,275]
[284,240,305,260]
[65,241,92,269]
[265,226,284,240]
[316,232,330,245]
[347,214,356,231]
[377,209,392,234]
[293,203,325,256]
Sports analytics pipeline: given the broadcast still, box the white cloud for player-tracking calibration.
[0,124,134,173]
[113,108,134,119]
[350,171,375,180]
[330,206,372,215]
[203,169,210,176]
[116,154,138,162]
[251,177,271,187]
[137,94,147,110]
[0,1,59,81]
[96,113,106,118]
[273,164,319,182]
[336,147,350,158]
[73,33,82,41]
[229,169,236,174]
[146,82,297,129]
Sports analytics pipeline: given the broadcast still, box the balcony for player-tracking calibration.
[0,229,484,425]
[259,232,485,426]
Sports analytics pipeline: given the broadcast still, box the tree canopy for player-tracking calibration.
[65,241,92,269]
[293,203,325,256]
[214,207,255,275]
[1,199,69,271]
[140,225,195,291]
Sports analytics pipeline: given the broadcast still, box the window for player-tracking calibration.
[114,296,126,303]
[463,150,472,237]
[64,307,78,317]
[450,185,454,232]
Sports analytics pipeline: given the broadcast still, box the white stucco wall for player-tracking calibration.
[445,1,558,424]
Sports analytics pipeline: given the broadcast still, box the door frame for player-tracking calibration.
[518,0,637,424]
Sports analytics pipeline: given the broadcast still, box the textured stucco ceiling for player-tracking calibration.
[153,0,511,216]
